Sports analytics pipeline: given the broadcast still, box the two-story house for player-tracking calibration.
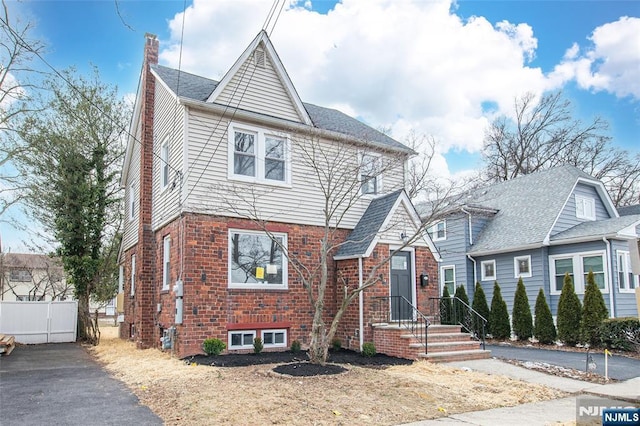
[118,32,444,358]
[428,165,640,322]
[0,253,69,302]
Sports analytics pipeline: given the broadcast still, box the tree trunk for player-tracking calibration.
[77,294,99,345]
[307,304,329,365]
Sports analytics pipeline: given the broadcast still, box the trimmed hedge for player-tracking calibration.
[472,282,490,337]
[534,288,556,344]
[512,277,533,340]
[597,317,640,351]
[557,273,582,346]
[454,285,470,325]
[581,271,608,346]
[489,281,511,340]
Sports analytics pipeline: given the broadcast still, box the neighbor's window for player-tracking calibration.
[514,255,532,278]
[162,235,171,291]
[229,230,287,289]
[262,329,287,348]
[10,269,31,282]
[160,139,170,189]
[441,265,455,296]
[229,331,255,349]
[575,195,596,221]
[228,123,289,184]
[481,260,496,281]
[360,154,380,195]
[429,221,446,241]
[16,295,44,301]
[617,251,639,291]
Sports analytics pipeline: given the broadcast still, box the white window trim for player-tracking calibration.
[617,250,639,293]
[130,255,136,296]
[359,152,383,197]
[429,221,446,242]
[441,265,456,294]
[481,259,496,281]
[228,229,288,290]
[514,255,532,278]
[162,235,171,291]
[261,329,287,348]
[228,331,256,350]
[128,184,136,222]
[576,194,596,221]
[549,250,609,295]
[227,122,291,187]
[160,139,170,192]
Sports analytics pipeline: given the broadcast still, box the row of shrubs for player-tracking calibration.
[444,271,639,351]
[202,335,379,357]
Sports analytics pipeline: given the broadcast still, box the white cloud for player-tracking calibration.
[550,16,640,100]
[159,0,621,178]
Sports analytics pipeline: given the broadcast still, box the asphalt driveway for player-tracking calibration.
[0,343,161,425]
[487,344,640,381]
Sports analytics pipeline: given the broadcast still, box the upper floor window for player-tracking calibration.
[481,260,496,281]
[160,139,170,190]
[428,221,446,241]
[617,251,639,292]
[360,154,381,195]
[128,184,136,222]
[575,195,596,221]
[228,229,287,290]
[228,123,290,185]
[10,269,31,282]
[514,255,532,278]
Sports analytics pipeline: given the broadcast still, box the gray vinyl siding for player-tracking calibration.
[552,183,613,236]
[121,123,141,252]
[611,239,640,317]
[182,107,405,230]
[471,215,490,245]
[152,82,185,230]
[435,214,470,295]
[216,50,301,123]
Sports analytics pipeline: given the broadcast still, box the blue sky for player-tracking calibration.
[2,0,639,252]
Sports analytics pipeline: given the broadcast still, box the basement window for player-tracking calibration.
[262,329,287,348]
[229,331,255,349]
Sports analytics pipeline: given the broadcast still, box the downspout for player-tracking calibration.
[461,207,473,245]
[358,256,364,351]
[467,255,477,287]
[603,237,615,318]
[462,208,476,289]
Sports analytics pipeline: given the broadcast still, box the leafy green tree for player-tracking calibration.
[472,282,490,337]
[512,277,533,340]
[581,271,608,346]
[489,281,511,339]
[453,284,470,325]
[440,285,453,325]
[15,68,127,344]
[534,288,556,344]
[557,273,582,345]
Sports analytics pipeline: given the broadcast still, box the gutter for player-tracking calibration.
[358,256,364,351]
[603,237,615,318]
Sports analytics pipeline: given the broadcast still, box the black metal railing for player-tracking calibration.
[428,296,487,350]
[373,296,431,354]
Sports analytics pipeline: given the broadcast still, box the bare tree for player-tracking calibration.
[205,130,433,364]
[482,91,639,206]
[0,254,72,301]
[0,0,45,216]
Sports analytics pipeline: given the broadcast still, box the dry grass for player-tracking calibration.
[90,326,567,425]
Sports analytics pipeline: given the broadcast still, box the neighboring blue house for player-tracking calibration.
[427,165,640,320]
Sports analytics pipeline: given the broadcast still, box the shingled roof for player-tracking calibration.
[151,64,412,153]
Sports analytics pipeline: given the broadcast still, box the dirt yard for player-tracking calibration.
[90,326,566,425]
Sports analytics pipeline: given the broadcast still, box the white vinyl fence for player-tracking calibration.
[0,301,77,344]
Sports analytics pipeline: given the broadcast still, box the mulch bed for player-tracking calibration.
[184,348,413,376]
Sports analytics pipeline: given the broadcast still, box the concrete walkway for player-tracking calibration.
[401,358,640,426]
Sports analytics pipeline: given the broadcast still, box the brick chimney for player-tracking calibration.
[134,33,159,349]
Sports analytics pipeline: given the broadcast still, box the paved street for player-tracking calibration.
[0,343,161,425]
[487,344,640,381]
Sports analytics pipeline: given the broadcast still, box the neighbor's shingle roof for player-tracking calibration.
[336,190,404,258]
[1,253,63,270]
[618,204,640,216]
[550,215,640,242]
[151,64,412,153]
[466,165,595,254]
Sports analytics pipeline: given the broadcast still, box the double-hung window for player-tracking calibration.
[128,184,136,222]
[229,230,287,290]
[441,265,455,295]
[162,235,171,291]
[550,251,608,294]
[429,221,446,241]
[360,154,380,195]
[228,123,289,185]
[160,140,170,190]
[617,251,638,292]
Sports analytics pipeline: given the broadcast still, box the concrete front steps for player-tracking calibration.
[372,323,491,363]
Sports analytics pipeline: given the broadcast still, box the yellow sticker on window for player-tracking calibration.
[255,267,264,279]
